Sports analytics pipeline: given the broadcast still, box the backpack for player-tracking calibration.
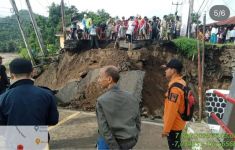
[168,82,196,121]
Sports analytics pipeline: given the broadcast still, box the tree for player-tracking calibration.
[79,9,110,26]
[7,41,17,52]
[0,3,111,55]
[166,14,175,22]
[191,13,201,24]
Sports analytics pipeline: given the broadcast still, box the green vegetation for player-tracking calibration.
[173,37,235,58]
[173,37,198,58]
[0,3,110,58]
[191,13,201,24]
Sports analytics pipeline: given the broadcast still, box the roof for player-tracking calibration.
[207,16,235,26]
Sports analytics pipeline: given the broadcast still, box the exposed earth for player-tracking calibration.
[35,41,234,118]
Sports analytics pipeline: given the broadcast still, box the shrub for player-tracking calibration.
[47,44,59,54]
[18,48,30,60]
[173,37,198,58]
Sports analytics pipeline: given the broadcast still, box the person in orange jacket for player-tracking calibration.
[162,59,186,150]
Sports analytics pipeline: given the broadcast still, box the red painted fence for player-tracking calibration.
[212,90,235,141]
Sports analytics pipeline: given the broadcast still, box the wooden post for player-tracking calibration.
[9,0,36,66]
[25,0,48,56]
[202,12,206,84]
[197,19,202,121]
[187,0,194,38]
[61,0,66,40]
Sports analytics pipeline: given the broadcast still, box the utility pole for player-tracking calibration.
[202,12,206,84]
[172,1,183,16]
[61,0,66,40]
[196,12,203,121]
[187,0,194,38]
[25,0,47,56]
[9,0,36,66]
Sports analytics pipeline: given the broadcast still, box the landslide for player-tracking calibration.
[36,44,233,117]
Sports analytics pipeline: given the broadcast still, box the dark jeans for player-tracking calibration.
[231,37,235,42]
[167,130,182,150]
[126,34,132,42]
[90,35,99,49]
[71,28,77,39]
[151,31,159,41]
[117,138,137,150]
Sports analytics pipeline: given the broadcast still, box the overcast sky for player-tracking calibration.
[1,0,235,23]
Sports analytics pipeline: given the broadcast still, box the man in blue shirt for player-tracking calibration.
[0,58,59,125]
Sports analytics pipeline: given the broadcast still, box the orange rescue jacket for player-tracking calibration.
[163,75,186,133]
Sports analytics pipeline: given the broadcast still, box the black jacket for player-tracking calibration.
[0,79,59,125]
[0,65,9,93]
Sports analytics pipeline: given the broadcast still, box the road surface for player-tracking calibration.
[49,109,169,150]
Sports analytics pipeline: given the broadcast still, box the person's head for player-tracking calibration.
[122,16,125,20]
[164,59,183,80]
[176,16,179,21]
[0,56,3,65]
[152,16,156,20]
[84,14,87,19]
[163,15,167,20]
[98,66,120,89]
[9,58,33,82]
[130,16,134,20]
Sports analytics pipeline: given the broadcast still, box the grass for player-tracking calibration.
[172,37,235,59]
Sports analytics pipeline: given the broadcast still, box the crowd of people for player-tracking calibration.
[70,13,235,48]
[191,23,235,44]
[205,25,235,44]
[69,14,182,48]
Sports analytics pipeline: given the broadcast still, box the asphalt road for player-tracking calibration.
[49,109,169,150]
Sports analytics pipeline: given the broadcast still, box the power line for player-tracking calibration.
[35,0,49,10]
[197,0,206,14]
[226,0,232,4]
[170,0,173,14]
[206,0,213,11]
[172,1,183,15]
[222,0,235,13]
[201,0,210,13]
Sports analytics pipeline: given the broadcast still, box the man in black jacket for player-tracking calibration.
[0,56,9,95]
[0,58,59,125]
